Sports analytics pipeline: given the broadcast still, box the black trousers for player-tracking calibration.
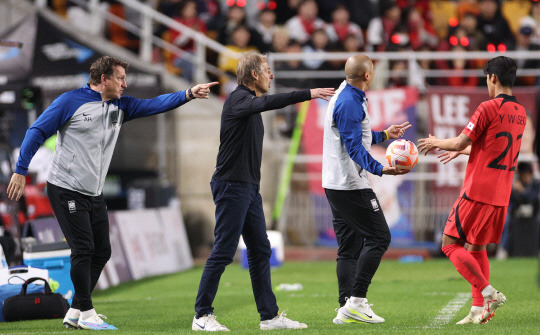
[47,182,111,312]
[325,188,391,306]
[195,180,278,321]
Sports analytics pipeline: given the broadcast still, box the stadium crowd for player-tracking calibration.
[46,0,540,92]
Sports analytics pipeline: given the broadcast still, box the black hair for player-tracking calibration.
[483,56,517,88]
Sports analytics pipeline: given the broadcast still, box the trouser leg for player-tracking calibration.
[88,195,111,293]
[332,216,363,307]
[47,182,94,311]
[242,187,278,321]
[325,188,390,299]
[195,180,250,317]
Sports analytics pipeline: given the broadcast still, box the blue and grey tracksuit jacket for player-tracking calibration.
[322,81,385,190]
[15,84,188,196]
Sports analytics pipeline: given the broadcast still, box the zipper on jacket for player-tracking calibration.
[97,101,108,195]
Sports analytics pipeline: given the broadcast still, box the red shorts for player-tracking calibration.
[443,195,507,245]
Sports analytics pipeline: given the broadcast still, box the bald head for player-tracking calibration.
[345,55,373,82]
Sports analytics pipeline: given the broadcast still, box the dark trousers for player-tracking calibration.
[195,180,278,321]
[325,188,391,306]
[47,182,111,312]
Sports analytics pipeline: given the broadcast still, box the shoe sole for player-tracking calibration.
[333,318,364,324]
[342,308,385,324]
[260,326,308,330]
[192,325,230,331]
[481,311,496,324]
[64,322,81,330]
[481,295,506,323]
[78,324,118,330]
[456,317,481,325]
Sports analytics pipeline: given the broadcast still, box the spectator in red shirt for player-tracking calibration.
[168,0,207,81]
[326,5,363,47]
[402,6,438,50]
[286,0,332,44]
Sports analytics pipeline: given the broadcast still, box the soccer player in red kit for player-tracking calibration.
[418,56,525,324]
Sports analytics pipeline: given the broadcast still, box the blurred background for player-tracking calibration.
[0,1,538,282]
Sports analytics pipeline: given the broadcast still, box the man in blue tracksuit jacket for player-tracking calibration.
[322,55,411,325]
[7,56,217,330]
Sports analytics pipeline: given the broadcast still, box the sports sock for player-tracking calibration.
[469,250,489,307]
[66,308,80,318]
[80,309,97,320]
[349,297,367,305]
[481,285,496,298]
[442,244,489,291]
[471,306,483,314]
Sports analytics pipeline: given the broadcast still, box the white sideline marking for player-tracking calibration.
[424,292,470,328]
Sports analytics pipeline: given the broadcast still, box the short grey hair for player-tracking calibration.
[236,52,266,86]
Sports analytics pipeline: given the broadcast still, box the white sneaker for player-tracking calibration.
[260,312,308,330]
[456,309,482,324]
[333,308,362,324]
[63,308,81,329]
[341,297,385,323]
[192,315,230,331]
[481,290,506,323]
[78,313,117,330]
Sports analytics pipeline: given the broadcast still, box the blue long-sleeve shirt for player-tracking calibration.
[16,84,188,196]
[322,81,385,190]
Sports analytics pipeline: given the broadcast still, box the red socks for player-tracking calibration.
[441,244,489,293]
[470,250,490,307]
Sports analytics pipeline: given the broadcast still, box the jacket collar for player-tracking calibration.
[345,82,366,99]
[85,83,104,100]
[237,84,257,96]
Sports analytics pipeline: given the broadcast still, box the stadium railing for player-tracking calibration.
[32,0,540,90]
[28,0,540,247]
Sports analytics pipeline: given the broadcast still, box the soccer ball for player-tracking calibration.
[385,139,418,171]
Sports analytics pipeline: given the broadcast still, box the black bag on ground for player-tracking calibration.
[2,277,69,321]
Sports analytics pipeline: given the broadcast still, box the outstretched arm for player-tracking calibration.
[234,87,335,117]
[437,144,471,164]
[125,82,219,121]
[418,133,471,155]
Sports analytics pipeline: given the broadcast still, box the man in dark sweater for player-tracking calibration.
[192,52,334,332]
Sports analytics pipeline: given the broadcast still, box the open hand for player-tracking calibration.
[382,166,409,175]
[418,134,439,155]
[437,151,460,164]
[310,88,335,101]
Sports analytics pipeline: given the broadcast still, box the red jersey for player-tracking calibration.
[461,94,527,206]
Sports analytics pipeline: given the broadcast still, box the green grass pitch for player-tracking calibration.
[2,258,539,334]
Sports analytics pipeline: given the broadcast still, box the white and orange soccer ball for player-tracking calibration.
[385,139,418,171]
